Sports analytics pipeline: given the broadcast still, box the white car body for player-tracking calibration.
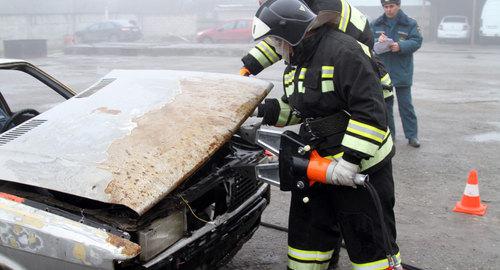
[437,15,470,41]
[480,0,500,38]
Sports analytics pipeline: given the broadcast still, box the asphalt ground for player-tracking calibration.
[2,41,500,269]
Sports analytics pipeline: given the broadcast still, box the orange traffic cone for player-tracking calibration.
[453,169,487,216]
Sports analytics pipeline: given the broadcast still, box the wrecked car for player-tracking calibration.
[0,59,272,270]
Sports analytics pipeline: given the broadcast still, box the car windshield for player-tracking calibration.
[443,17,467,23]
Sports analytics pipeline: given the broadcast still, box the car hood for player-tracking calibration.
[0,70,272,215]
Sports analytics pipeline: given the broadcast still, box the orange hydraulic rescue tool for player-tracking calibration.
[253,129,366,191]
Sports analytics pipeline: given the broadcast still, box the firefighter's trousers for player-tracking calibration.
[287,161,401,270]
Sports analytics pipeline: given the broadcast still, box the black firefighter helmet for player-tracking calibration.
[252,0,317,46]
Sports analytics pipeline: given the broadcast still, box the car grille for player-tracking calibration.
[227,166,259,212]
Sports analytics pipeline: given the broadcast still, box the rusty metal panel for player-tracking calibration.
[0,198,140,268]
[0,70,272,215]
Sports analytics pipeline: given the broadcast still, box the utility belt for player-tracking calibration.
[300,110,350,150]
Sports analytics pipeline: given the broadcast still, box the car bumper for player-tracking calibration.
[437,30,469,39]
[139,183,270,270]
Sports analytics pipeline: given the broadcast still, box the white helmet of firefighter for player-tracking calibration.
[252,0,317,46]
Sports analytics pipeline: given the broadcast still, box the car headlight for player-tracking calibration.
[138,210,185,261]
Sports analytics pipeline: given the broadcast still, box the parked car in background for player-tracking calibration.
[480,0,500,42]
[437,16,470,43]
[75,20,142,43]
[196,19,252,43]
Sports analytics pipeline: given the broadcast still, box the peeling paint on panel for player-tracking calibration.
[102,77,269,214]
[106,233,141,257]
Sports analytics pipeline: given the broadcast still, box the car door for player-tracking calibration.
[214,21,236,43]
[233,20,252,42]
[85,23,101,42]
[99,22,117,42]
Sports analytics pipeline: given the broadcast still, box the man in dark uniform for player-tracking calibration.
[252,0,402,269]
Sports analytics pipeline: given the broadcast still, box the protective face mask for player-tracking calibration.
[267,37,292,63]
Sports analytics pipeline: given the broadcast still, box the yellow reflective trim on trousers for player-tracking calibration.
[288,260,330,270]
[338,0,350,32]
[249,48,271,68]
[342,134,379,156]
[352,252,401,270]
[360,131,393,171]
[256,41,280,64]
[277,99,292,127]
[349,119,386,138]
[321,66,334,79]
[357,41,371,58]
[383,89,393,99]
[321,80,335,92]
[288,246,334,261]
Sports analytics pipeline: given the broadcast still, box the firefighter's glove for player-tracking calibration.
[331,158,360,188]
[255,99,280,125]
[240,67,251,77]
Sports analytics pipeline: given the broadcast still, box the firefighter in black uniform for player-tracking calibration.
[252,0,402,269]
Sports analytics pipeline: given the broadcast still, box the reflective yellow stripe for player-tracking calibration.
[321,66,334,78]
[299,67,307,80]
[383,89,393,99]
[256,41,280,64]
[321,80,335,92]
[342,134,379,156]
[288,246,334,262]
[349,5,368,31]
[380,73,391,86]
[324,152,344,160]
[286,85,295,97]
[289,114,303,125]
[288,260,330,270]
[298,81,305,93]
[277,99,292,127]
[349,120,386,139]
[360,132,393,171]
[338,0,351,32]
[352,252,401,270]
[357,41,371,58]
[249,47,272,68]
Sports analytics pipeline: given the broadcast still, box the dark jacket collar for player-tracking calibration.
[290,26,328,66]
[374,10,410,26]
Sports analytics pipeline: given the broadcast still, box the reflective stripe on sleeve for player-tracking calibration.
[347,119,386,143]
[249,47,272,68]
[338,0,351,32]
[288,260,330,270]
[276,99,293,127]
[342,134,379,156]
[288,246,333,262]
[298,67,307,93]
[352,252,401,270]
[256,40,280,64]
[360,132,393,171]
